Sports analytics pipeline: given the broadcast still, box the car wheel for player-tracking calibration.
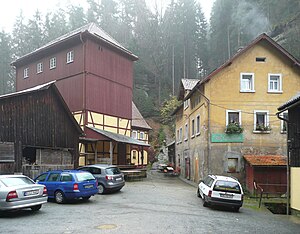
[197,188,201,198]
[82,196,91,201]
[233,207,240,212]
[98,184,106,194]
[31,204,42,211]
[55,190,65,204]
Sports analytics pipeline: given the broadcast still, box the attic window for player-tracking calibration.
[256,57,266,62]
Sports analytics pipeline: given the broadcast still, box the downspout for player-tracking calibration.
[196,88,211,174]
[276,111,289,215]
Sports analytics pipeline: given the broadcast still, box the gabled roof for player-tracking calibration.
[186,33,300,100]
[178,78,200,100]
[278,92,300,111]
[244,155,287,166]
[181,79,199,90]
[0,81,83,135]
[132,102,152,130]
[12,22,138,66]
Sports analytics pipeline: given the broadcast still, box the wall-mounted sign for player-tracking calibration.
[211,133,244,143]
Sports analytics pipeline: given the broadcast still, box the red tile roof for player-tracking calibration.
[244,155,287,166]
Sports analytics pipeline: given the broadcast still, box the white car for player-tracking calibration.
[197,175,243,211]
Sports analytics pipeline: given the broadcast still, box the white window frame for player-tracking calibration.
[196,115,200,136]
[253,110,269,132]
[139,131,144,140]
[280,111,288,133]
[132,130,137,139]
[184,99,189,110]
[66,50,74,64]
[226,110,242,126]
[268,73,282,93]
[49,57,56,69]
[184,123,188,141]
[240,73,255,92]
[191,119,195,138]
[23,68,29,79]
[36,62,43,74]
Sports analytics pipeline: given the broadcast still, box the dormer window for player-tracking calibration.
[67,50,74,63]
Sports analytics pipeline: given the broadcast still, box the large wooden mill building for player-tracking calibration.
[12,23,149,166]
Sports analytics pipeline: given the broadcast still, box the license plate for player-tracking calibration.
[116,178,122,181]
[24,190,39,196]
[84,184,93,189]
[220,194,233,198]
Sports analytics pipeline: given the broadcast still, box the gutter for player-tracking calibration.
[276,110,290,216]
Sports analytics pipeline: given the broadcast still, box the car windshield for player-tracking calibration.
[0,177,35,187]
[105,167,121,175]
[76,172,95,182]
[213,180,241,194]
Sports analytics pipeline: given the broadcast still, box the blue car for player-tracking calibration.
[34,170,98,204]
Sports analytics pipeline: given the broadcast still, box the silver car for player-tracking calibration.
[0,175,48,211]
[78,164,125,194]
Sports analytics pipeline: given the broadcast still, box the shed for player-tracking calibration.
[0,81,83,178]
[244,155,287,195]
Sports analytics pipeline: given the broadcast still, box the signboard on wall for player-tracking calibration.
[0,142,15,162]
[211,133,244,143]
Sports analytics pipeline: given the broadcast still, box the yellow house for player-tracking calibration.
[174,33,300,189]
[278,93,300,215]
[130,102,152,166]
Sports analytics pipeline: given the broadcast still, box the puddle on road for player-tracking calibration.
[96,224,118,230]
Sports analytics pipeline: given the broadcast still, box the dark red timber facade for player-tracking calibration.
[12,23,148,166]
[0,82,82,177]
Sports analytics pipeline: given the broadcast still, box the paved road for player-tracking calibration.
[1,170,300,234]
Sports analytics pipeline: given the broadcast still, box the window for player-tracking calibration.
[179,128,183,142]
[240,73,255,92]
[133,151,137,160]
[254,110,269,131]
[139,132,144,140]
[280,111,288,133]
[47,173,60,182]
[196,115,200,136]
[184,99,189,109]
[268,74,282,92]
[192,95,200,109]
[191,119,195,138]
[177,129,180,143]
[184,123,188,141]
[60,174,73,182]
[226,110,241,126]
[67,50,74,63]
[23,68,29,78]
[37,62,43,73]
[256,57,266,62]
[50,57,56,69]
[132,130,137,139]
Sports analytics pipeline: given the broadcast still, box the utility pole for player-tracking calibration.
[172,45,175,95]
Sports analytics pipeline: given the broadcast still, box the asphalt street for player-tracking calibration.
[1,170,300,234]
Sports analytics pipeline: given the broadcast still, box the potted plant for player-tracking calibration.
[256,124,271,131]
[225,123,243,134]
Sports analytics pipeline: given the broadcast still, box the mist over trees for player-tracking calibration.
[0,0,299,119]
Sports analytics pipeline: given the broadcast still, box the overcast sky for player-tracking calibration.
[0,0,214,33]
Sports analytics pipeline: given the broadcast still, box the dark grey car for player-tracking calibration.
[77,164,125,194]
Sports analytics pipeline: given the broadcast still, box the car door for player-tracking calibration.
[42,173,61,197]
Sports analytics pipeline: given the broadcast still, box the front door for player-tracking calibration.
[118,143,126,165]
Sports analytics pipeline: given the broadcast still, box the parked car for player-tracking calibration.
[0,174,48,212]
[197,175,243,211]
[77,164,125,194]
[34,170,98,204]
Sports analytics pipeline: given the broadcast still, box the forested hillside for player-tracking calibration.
[0,0,299,122]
